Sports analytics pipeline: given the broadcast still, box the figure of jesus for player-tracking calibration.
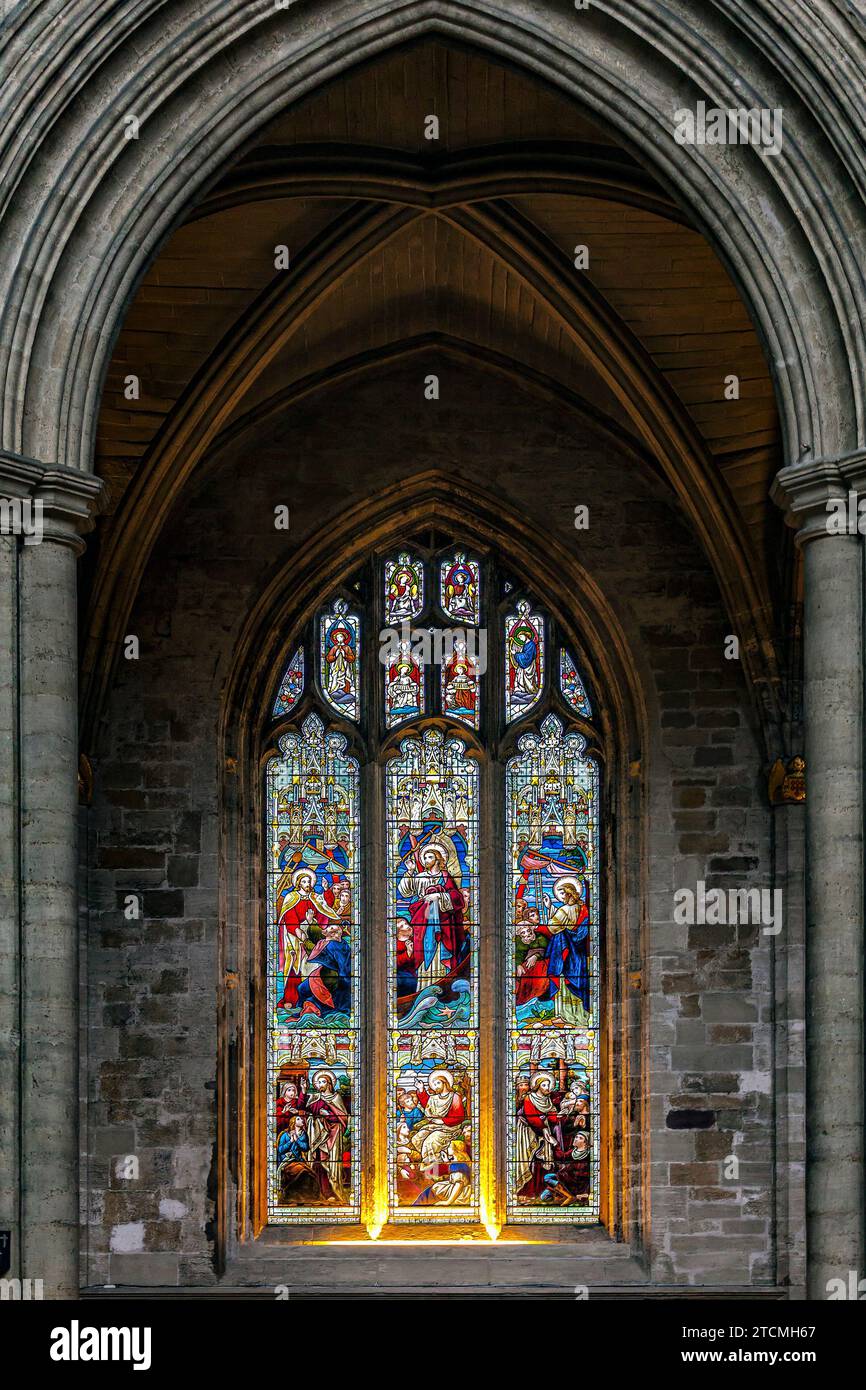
[397,844,467,991]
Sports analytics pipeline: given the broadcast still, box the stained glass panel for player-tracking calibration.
[440,552,480,624]
[505,599,544,722]
[386,727,479,1219]
[385,552,424,625]
[441,633,479,728]
[505,713,600,1222]
[272,646,304,717]
[320,600,360,721]
[266,712,360,1222]
[385,637,424,728]
[560,649,591,718]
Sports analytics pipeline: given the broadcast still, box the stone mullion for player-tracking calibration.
[365,758,388,1233]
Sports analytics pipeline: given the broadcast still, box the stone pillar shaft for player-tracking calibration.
[802,534,864,1295]
[0,536,20,1277]
[774,457,866,1300]
[19,537,81,1293]
[0,454,100,1297]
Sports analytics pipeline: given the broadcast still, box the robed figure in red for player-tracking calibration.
[396,842,469,998]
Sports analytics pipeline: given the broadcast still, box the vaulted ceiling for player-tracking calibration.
[91,39,784,620]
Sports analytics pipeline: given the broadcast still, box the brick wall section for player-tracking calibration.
[82,361,785,1288]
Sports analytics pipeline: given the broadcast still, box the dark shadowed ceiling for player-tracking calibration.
[93,39,783,595]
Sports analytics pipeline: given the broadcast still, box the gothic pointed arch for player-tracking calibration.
[2,0,862,477]
[217,472,647,1253]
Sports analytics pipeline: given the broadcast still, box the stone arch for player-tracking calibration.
[221,468,649,756]
[1,0,863,477]
[2,0,863,1301]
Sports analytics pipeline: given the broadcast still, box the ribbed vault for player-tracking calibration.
[74,28,805,751]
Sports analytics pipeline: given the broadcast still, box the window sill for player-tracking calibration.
[217,1221,646,1292]
[246,1220,617,1247]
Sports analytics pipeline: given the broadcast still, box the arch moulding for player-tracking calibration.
[0,0,863,477]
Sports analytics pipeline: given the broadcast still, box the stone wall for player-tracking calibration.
[81,360,795,1291]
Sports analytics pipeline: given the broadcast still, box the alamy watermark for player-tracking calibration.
[0,496,43,545]
[674,101,783,158]
[0,1277,43,1299]
[826,1270,866,1300]
[379,620,488,674]
[49,1322,152,1370]
[674,880,782,935]
[825,492,866,535]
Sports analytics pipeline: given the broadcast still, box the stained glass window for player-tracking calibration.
[505,599,544,722]
[386,727,479,1220]
[440,552,480,624]
[273,647,304,717]
[385,552,424,625]
[320,599,360,720]
[264,555,602,1234]
[560,649,591,717]
[266,713,360,1222]
[505,714,599,1221]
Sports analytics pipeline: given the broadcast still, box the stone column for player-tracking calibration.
[0,529,19,1289]
[0,453,101,1298]
[773,458,865,1300]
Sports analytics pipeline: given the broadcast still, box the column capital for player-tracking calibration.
[0,450,102,553]
[838,449,866,496]
[772,451,866,546]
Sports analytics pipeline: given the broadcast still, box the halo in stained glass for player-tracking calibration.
[272,647,304,717]
[505,599,544,722]
[505,713,599,1222]
[560,649,591,717]
[320,599,360,721]
[265,712,361,1222]
[385,552,424,625]
[440,552,480,624]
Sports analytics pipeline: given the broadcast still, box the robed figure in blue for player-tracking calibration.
[544,878,591,1026]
